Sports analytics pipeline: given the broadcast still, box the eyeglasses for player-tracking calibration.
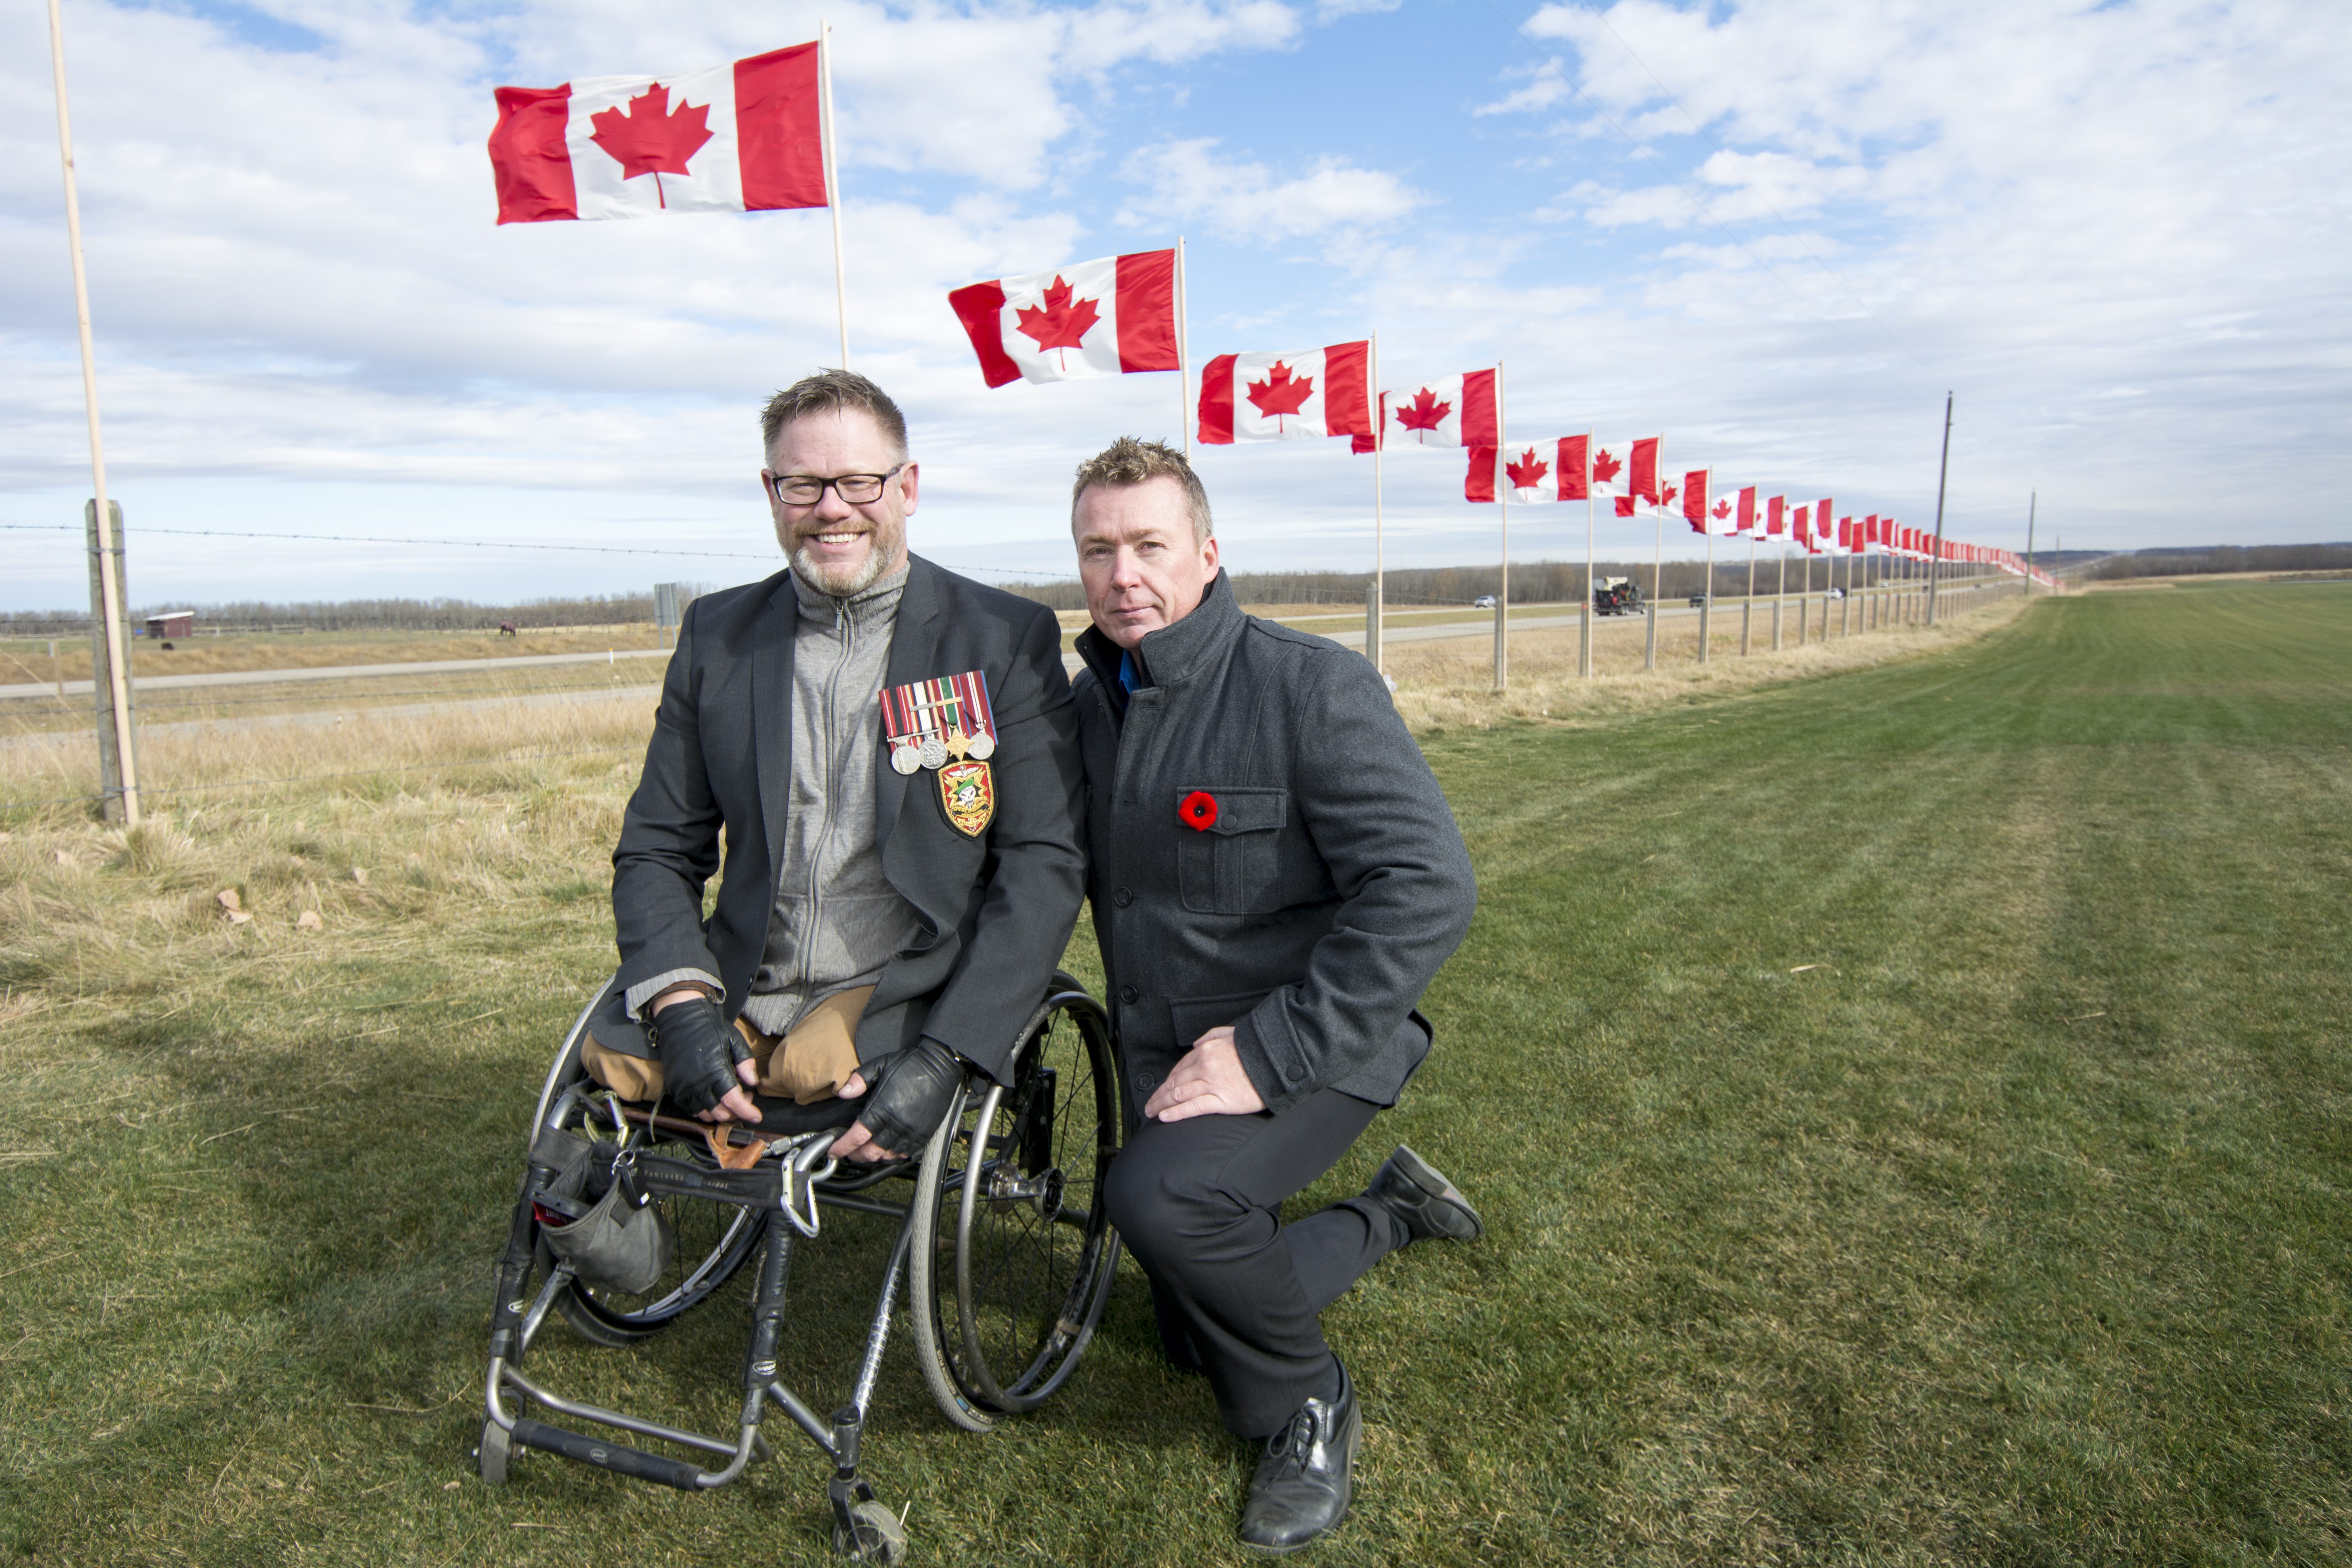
[766,463,905,506]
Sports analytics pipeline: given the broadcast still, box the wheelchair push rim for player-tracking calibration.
[913,977,1122,1417]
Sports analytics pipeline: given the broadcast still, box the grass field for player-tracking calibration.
[1,583,2345,1564]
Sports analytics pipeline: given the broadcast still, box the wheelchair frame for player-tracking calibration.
[478,971,1122,1561]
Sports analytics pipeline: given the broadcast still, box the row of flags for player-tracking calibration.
[486,38,2045,584]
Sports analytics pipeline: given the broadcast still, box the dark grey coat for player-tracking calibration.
[1073,572,1477,1120]
[608,554,1086,1083]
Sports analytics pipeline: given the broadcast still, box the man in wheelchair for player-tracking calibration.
[480,370,1100,1560]
[593,368,1086,1160]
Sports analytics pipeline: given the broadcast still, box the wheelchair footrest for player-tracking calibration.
[510,1419,707,1490]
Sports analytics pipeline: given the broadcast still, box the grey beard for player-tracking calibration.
[791,540,892,597]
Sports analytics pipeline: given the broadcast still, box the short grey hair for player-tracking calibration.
[760,369,908,461]
[1071,436,1214,544]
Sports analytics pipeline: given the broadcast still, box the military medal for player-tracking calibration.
[938,759,995,837]
[879,670,1002,775]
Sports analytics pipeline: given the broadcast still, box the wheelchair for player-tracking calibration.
[477,971,1122,1561]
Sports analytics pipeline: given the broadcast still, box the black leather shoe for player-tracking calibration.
[1365,1145,1484,1244]
[1238,1363,1360,1554]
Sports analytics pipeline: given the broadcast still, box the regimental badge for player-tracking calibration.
[880,670,1001,773]
[937,760,994,837]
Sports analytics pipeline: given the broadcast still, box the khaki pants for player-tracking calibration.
[581,985,872,1106]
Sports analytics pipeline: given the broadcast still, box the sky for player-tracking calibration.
[3,0,2347,612]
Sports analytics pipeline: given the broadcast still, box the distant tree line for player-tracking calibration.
[3,545,2149,640]
[2084,543,2352,581]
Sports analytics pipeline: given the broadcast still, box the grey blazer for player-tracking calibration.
[607,554,1086,1084]
[1072,572,1478,1120]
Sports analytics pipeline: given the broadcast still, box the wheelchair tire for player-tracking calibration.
[909,976,1122,1423]
[558,1189,768,1345]
[833,1498,907,1563]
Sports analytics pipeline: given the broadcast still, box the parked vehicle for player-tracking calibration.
[1593,577,1643,616]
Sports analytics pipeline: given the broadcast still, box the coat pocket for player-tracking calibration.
[1175,787,1288,915]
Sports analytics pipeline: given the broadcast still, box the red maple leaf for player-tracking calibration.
[1506,448,1550,491]
[1592,447,1624,485]
[1394,386,1453,439]
[1712,499,1732,520]
[1245,361,1316,433]
[1012,276,1103,368]
[589,82,715,209]
[1660,483,1679,508]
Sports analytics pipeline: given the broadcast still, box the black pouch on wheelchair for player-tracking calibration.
[530,1132,673,1295]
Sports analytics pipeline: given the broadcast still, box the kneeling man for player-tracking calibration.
[1071,438,1481,1552]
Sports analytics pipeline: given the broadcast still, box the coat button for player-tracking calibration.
[1113,887,1132,907]
[1119,984,1138,1004]
[1134,1071,1157,1091]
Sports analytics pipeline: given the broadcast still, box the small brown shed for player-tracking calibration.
[145,611,194,640]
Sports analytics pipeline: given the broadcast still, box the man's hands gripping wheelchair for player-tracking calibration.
[646,991,962,1165]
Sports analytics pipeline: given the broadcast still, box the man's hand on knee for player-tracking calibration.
[1145,1027,1266,1122]
[829,1038,963,1163]
[647,990,759,1123]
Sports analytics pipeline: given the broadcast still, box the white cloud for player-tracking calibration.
[1475,56,1572,118]
[1117,137,1426,240]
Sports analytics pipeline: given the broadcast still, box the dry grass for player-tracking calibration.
[0,622,671,684]
[0,691,656,817]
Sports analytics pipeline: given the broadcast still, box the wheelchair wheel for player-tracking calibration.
[909,975,1122,1426]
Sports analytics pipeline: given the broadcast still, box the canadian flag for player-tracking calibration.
[1198,344,1372,443]
[1465,438,1581,503]
[490,45,826,223]
[1765,495,1787,539]
[1735,486,1760,536]
[1629,437,1662,505]
[947,252,1178,388]
[1683,469,1714,532]
[1792,504,1813,549]
[1364,372,1499,451]
[1592,441,1636,515]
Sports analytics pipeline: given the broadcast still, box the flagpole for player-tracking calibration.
[1494,358,1508,692]
[1369,329,1383,675]
[2024,490,2036,597]
[48,0,138,827]
[1175,235,1191,459]
[1775,541,1786,650]
[1926,390,1953,624]
[818,22,851,368]
[1647,477,1662,672]
[1581,430,1594,679]
[1699,476,1715,665]
[1742,525,1756,655]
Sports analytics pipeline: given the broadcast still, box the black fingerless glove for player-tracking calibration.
[646,996,748,1116]
[855,1038,965,1156]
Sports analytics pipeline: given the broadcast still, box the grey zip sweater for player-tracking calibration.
[624,564,919,1033]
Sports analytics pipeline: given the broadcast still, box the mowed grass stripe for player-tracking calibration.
[0,585,2345,1564]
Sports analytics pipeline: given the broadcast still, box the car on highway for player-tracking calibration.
[1473,595,1497,608]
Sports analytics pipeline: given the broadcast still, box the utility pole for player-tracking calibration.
[50,0,139,824]
[1926,391,1953,627]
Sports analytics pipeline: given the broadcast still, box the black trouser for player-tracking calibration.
[1102,1089,1408,1439]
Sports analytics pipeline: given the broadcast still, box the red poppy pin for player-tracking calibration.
[1179,790,1219,831]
